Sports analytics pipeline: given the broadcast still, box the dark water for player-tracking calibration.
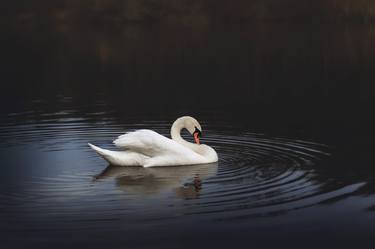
[1,9,375,249]
[1,104,373,249]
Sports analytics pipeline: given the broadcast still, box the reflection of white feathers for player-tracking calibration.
[94,162,218,197]
[89,116,218,167]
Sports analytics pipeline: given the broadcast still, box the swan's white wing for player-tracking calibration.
[113,129,199,158]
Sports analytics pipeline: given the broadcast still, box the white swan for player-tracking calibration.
[88,116,218,167]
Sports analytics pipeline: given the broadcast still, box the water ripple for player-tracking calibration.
[0,111,363,228]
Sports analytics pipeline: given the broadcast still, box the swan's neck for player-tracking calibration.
[171,120,200,152]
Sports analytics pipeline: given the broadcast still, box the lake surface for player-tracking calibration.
[1,12,375,249]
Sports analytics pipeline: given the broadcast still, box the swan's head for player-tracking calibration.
[172,116,202,144]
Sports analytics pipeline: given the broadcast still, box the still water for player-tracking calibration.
[1,8,375,248]
[0,99,374,249]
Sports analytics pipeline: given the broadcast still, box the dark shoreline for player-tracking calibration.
[2,0,375,27]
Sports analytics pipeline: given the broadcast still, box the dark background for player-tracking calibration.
[1,2,375,248]
[1,1,374,163]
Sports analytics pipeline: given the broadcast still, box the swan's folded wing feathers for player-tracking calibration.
[114,130,152,149]
[113,129,176,156]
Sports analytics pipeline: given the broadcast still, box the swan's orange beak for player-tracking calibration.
[193,132,200,145]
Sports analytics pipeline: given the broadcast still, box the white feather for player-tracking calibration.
[89,116,218,167]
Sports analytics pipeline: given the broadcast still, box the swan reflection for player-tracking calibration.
[94,162,218,198]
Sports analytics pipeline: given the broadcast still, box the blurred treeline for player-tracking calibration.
[2,0,375,26]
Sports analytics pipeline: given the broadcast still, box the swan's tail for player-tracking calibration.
[88,143,109,157]
[88,143,121,165]
[88,143,146,166]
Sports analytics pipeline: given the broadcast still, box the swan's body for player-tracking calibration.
[88,116,218,167]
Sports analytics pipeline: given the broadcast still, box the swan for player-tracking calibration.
[88,116,218,167]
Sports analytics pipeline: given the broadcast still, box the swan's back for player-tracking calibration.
[113,129,203,158]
